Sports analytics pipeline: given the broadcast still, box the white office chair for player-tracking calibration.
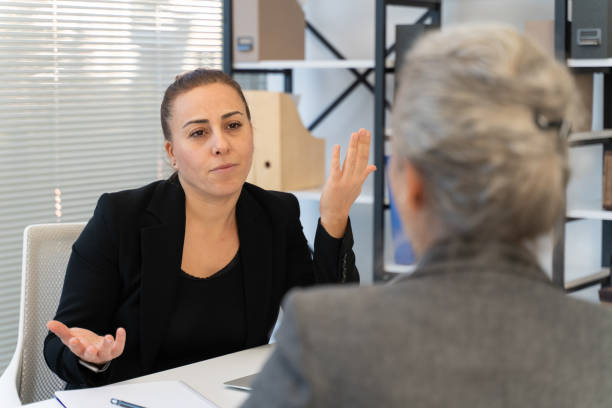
[0,223,85,406]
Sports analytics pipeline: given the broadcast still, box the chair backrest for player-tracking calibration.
[17,223,85,403]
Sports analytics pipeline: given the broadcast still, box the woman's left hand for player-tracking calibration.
[319,128,376,238]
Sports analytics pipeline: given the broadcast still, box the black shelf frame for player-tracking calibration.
[222,0,394,133]
[553,0,612,293]
[373,0,441,282]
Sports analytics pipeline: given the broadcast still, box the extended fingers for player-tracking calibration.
[67,337,86,357]
[95,334,115,362]
[83,344,101,363]
[342,132,359,175]
[94,328,126,362]
[111,327,126,358]
[355,129,372,172]
[47,320,73,344]
[362,164,377,183]
[329,144,341,178]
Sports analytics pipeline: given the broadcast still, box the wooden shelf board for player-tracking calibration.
[234,59,395,70]
[569,130,612,146]
[567,198,612,221]
[568,58,612,68]
[565,268,610,291]
[384,263,416,274]
[290,187,374,205]
[235,60,375,70]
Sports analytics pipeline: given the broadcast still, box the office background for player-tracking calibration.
[0,0,602,376]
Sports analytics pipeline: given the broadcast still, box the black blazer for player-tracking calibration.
[44,178,358,388]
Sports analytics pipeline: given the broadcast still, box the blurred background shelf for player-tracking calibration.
[569,130,612,146]
[234,59,387,70]
[565,268,610,292]
[567,58,612,68]
[384,263,416,274]
[291,187,374,205]
[567,198,612,221]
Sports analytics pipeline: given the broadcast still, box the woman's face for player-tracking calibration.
[165,83,254,200]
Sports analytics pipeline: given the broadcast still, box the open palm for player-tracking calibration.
[319,128,376,237]
[47,320,126,365]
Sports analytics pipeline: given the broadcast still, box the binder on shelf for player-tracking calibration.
[244,90,325,191]
[571,0,612,59]
[394,24,436,90]
[599,286,612,303]
[603,151,612,210]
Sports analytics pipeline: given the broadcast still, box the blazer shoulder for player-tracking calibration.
[95,179,170,224]
[242,182,300,219]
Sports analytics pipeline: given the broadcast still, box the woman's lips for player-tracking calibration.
[210,163,237,173]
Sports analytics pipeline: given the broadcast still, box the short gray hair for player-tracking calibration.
[392,24,583,242]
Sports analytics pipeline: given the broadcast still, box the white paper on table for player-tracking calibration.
[55,380,219,408]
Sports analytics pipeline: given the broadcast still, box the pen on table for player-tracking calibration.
[110,397,147,408]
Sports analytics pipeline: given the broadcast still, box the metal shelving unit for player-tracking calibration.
[553,0,612,293]
[222,0,393,133]
[373,0,441,282]
[221,0,393,209]
[234,60,382,70]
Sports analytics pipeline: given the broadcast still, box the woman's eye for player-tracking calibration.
[189,129,205,138]
[228,121,242,130]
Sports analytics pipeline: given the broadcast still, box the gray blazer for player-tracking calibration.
[243,240,612,407]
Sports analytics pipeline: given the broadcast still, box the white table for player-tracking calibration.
[21,344,274,408]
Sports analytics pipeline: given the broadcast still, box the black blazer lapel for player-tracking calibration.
[139,180,185,372]
[236,187,275,347]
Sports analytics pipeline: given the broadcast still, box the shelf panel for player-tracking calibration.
[384,263,416,274]
[386,0,440,6]
[234,60,376,70]
[569,130,612,146]
[567,198,612,221]
[290,187,374,205]
[568,58,612,68]
[565,268,610,292]
[234,59,396,71]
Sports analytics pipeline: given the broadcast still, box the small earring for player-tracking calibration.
[172,161,177,167]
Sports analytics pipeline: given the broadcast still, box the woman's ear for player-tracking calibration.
[164,140,177,168]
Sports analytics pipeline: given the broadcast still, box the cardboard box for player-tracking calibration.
[525,20,593,132]
[233,0,305,62]
[244,91,324,191]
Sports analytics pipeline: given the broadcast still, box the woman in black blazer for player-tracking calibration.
[44,68,375,388]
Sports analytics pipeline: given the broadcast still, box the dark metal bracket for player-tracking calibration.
[373,0,441,282]
[228,15,402,132]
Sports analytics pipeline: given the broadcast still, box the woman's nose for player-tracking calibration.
[211,131,230,156]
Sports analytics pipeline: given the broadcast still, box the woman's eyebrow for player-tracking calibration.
[183,118,208,128]
[182,111,242,128]
[222,111,243,119]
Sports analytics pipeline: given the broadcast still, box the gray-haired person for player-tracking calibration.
[242,24,612,407]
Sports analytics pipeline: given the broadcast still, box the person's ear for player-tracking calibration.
[390,157,424,212]
[165,140,177,168]
[403,160,425,212]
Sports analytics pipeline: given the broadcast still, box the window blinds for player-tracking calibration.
[0,0,223,373]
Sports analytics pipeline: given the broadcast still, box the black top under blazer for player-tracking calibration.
[43,177,359,388]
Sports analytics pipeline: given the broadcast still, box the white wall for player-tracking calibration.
[280,0,603,299]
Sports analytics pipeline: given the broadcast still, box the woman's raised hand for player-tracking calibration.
[47,320,126,365]
[319,128,376,238]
